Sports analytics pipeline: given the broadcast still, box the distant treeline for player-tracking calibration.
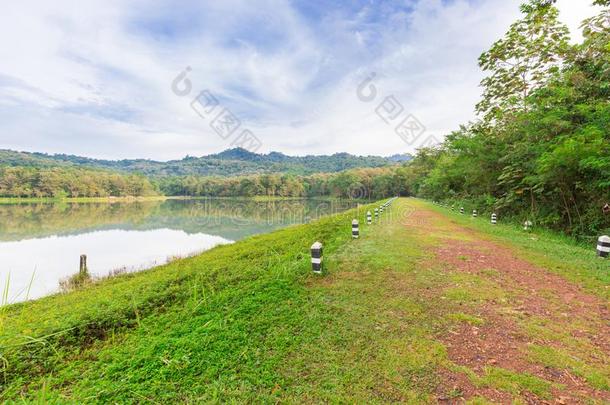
[0,166,157,198]
[399,0,610,238]
[157,167,410,199]
[0,165,410,199]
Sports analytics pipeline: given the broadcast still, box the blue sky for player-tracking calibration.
[0,0,598,160]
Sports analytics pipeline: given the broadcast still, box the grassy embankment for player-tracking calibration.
[0,198,607,402]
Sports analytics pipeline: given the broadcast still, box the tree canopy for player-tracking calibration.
[401,0,610,239]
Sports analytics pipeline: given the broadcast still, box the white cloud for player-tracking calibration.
[0,0,600,160]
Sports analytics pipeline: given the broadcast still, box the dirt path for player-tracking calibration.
[402,207,610,404]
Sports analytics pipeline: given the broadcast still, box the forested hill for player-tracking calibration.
[0,148,410,177]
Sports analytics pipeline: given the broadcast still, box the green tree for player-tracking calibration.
[477,0,569,121]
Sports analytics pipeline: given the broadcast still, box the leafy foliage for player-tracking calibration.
[156,166,411,199]
[402,0,610,239]
[477,0,570,121]
[0,166,157,198]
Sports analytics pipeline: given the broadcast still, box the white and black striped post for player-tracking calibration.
[523,220,533,232]
[311,242,323,273]
[472,209,477,218]
[374,208,379,220]
[460,207,464,215]
[491,213,497,225]
[352,219,359,238]
[367,211,372,225]
[451,205,455,211]
[597,235,610,258]
[380,206,384,214]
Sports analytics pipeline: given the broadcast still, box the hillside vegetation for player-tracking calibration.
[398,1,610,239]
[0,164,411,200]
[0,148,404,177]
[0,166,157,198]
[157,166,411,199]
[0,148,409,199]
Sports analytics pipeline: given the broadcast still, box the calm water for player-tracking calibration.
[0,198,357,302]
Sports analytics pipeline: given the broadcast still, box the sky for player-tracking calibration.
[0,0,600,160]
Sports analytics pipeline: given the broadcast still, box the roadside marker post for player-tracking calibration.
[472,209,478,218]
[367,211,372,225]
[491,213,497,224]
[311,242,323,274]
[352,219,359,239]
[597,235,610,258]
[460,207,464,215]
[374,208,379,220]
[523,220,533,232]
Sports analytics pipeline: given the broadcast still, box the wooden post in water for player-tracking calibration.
[79,254,88,276]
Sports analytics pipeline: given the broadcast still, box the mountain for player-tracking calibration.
[0,148,402,177]
[387,153,413,163]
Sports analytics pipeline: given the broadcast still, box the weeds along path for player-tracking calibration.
[1,198,608,403]
[403,200,609,403]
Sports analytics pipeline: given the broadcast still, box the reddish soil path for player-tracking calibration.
[403,207,610,404]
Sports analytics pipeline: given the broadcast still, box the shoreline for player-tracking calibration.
[2,198,608,402]
[0,195,171,204]
[0,195,363,204]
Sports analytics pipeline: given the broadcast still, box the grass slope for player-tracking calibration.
[0,198,607,403]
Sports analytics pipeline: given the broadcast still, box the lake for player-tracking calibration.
[0,198,357,302]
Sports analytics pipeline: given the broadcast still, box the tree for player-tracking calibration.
[477,0,570,121]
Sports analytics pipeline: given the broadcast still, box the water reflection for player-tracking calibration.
[0,198,357,302]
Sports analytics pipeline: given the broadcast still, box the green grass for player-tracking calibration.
[447,313,485,326]
[0,198,607,402]
[426,200,610,299]
[0,200,390,401]
[454,365,558,398]
[527,345,609,391]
